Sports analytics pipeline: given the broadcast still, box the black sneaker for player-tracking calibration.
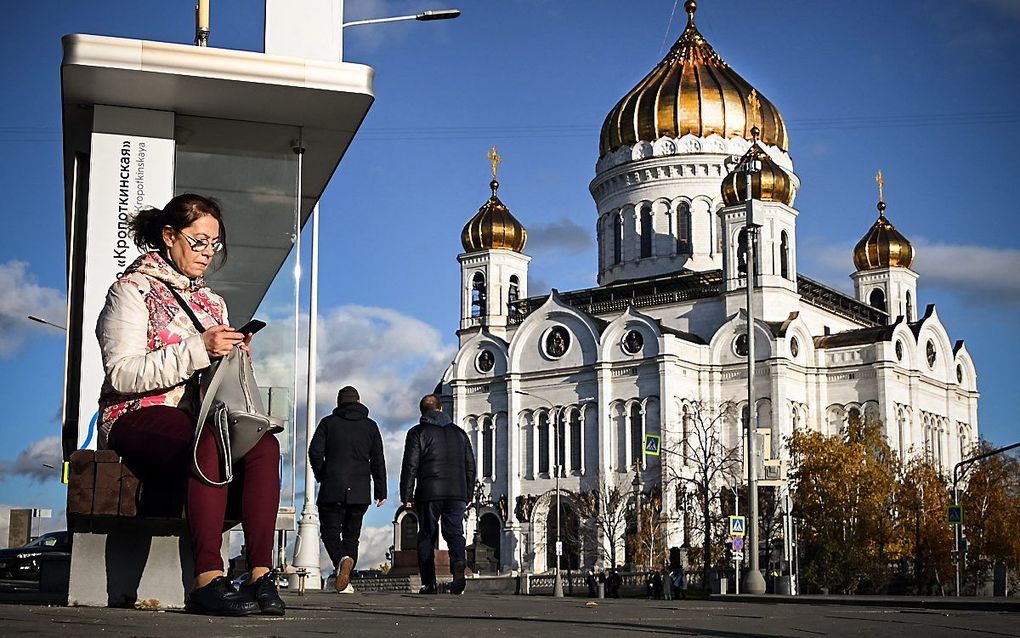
[419,584,438,594]
[239,572,286,616]
[451,562,466,595]
[187,576,258,616]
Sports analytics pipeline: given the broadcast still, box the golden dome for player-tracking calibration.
[599,0,789,159]
[853,202,914,270]
[721,140,796,206]
[461,180,528,253]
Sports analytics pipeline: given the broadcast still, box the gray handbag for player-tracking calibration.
[169,287,283,486]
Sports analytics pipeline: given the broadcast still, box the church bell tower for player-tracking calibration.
[458,147,531,339]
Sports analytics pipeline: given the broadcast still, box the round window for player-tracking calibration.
[926,340,937,369]
[544,326,571,358]
[733,334,749,357]
[895,340,903,362]
[956,364,963,384]
[623,330,644,354]
[790,337,800,358]
[476,349,495,373]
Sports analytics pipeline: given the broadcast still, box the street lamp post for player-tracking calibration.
[951,441,1020,596]
[740,125,767,596]
[631,468,643,568]
[515,390,595,598]
[291,4,461,588]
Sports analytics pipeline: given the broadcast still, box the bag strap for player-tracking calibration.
[166,286,208,335]
[167,285,234,486]
[191,356,233,486]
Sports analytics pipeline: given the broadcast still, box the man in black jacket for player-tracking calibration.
[400,394,475,595]
[309,386,386,593]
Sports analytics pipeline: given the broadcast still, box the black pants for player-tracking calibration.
[416,499,466,587]
[319,501,369,568]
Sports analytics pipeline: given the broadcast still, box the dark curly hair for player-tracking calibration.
[129,193,227,264]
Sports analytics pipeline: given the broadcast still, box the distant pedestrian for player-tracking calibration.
[586,568,597,597]
[670,568,687,600]
[606,568,623,598]
[309,386,387,594]
[400,394,476,595]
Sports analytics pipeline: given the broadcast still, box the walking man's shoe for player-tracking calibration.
[419,584,438,594]
[335,556,355,593]
[451,561,466,595]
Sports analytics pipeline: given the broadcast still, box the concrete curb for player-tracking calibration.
[713,593,1020,612]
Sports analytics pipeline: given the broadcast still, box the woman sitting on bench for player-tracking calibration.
[96,194,284,617]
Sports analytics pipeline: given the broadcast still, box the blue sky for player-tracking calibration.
[1,1,1018,565]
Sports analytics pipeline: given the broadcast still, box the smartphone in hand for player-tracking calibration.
[236,319,267,336]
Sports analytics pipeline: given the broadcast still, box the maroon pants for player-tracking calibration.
[108,405,280,576]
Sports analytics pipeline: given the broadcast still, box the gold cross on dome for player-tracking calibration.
[487,146,503,179]
[747,89,761,132]
[876,169,886,201]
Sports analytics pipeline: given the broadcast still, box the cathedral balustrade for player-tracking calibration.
[798,275,887,326]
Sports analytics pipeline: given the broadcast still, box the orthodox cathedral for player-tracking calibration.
[396,2,980,575]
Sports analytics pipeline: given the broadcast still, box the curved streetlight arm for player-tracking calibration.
[27,315,65,331]
[343,9,460,29]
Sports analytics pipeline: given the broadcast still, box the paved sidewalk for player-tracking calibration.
[0,591,1016,637]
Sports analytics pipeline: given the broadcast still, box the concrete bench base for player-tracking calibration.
[68,518,229,609]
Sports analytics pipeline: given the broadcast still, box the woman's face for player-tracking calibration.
[162,214,222,279]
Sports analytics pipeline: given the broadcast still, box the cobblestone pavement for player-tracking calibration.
[0,592,1016,637]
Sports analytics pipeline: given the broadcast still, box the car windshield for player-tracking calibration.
[23,532,67,548]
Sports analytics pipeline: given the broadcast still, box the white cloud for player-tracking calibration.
[797,237,1020,309]
[254,304,455,430]
[0,261,65,358]
[0,435,63,482]
[913,242,1020,308]
[526,218,593,256]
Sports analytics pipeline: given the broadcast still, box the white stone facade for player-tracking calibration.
[438,127,979,574]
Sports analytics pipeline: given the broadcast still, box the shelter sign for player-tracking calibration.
[74,133,174,449]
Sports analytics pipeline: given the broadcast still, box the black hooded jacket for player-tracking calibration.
[399,410,475,503]
[309,403,386,505]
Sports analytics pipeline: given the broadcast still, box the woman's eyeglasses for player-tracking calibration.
[180,231,224,254]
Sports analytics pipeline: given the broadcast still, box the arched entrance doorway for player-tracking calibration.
[400,511,418,551]
[477,510,501,559]
[545,501,580,571]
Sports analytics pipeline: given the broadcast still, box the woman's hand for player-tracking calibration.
[239,331,254,355]
[202,324,244,357]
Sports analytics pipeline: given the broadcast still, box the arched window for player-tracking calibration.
[780,230,790,279]
[905,290,913,320]
[471,272,486,317]
[640,206,653,258]
[569,409,582,472]
[555,411,566,476]
[508,275,520,316]
[677,203,692,254]
[613,211,623,265]
[538,411,550,475]
[716,209,724,253]
[737,229,749,277]
[629,403,643,468]
[869,288,887,312]
[482,417,494,479]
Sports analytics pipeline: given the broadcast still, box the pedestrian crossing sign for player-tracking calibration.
[643,434,661,456]
[729,515,746,537]
[947,505,963,525]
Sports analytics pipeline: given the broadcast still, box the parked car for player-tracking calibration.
[0,531,70,583]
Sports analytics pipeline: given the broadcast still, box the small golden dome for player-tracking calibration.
[853,202,914,270]
[721,141,796,206]
[461,180,528,253]
[599,0,789,158]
